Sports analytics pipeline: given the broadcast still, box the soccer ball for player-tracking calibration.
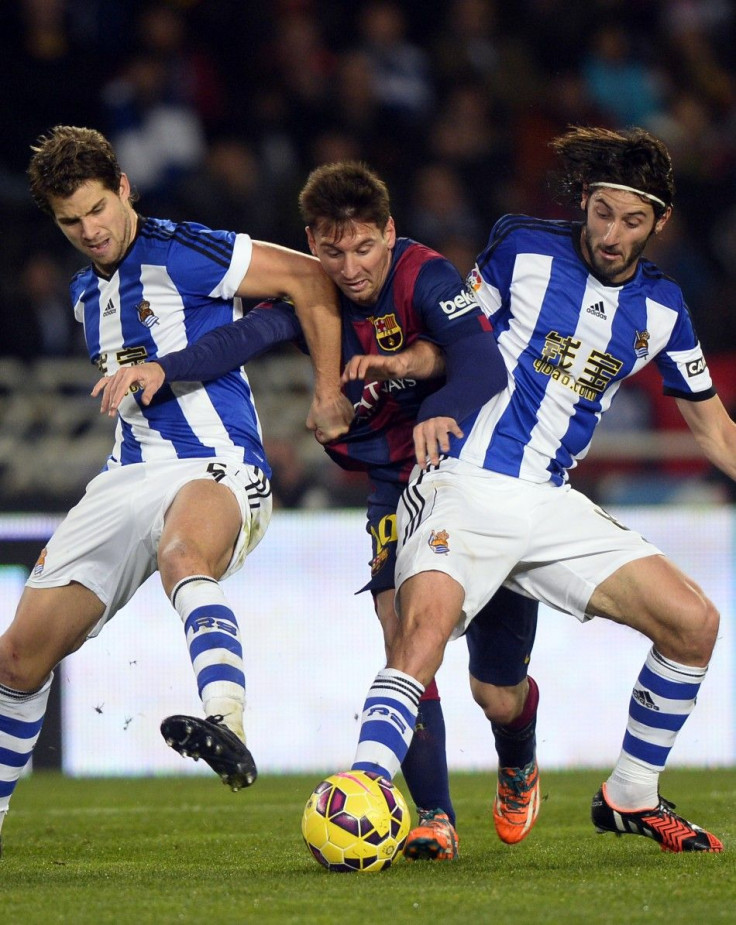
[302,770,410,872]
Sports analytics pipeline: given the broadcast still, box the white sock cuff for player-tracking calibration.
[649,647,708,683]
[0,671,54,702]
[170,575,223,617]
[375,667,425,705]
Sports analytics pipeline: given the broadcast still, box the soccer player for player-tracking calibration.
[0,125,353,857]
[94,161,542,859]
[346,126,730,853]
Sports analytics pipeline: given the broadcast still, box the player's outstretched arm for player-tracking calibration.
[237,241,353,442]
[342,339,445,383]
[92,363,165,416]
[92,305,307,417]
[676,394,736,480]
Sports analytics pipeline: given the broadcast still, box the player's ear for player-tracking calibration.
[305,226,318,257]
[654,206,672,235]
[118,173,131,201]
[384,216,397,247]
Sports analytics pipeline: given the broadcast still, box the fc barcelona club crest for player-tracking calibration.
[370,313,403,351]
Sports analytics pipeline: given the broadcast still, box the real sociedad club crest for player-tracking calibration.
[371,313,403,351]
[428,529,450,554]
[136,300,160,328]
[634,329,650,359]
[33,547,47,576]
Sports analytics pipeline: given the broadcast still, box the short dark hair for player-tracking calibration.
[27,125,125,216]
[298,161,391,238]
[549,125,675,217]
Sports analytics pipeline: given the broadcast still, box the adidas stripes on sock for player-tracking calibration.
[0,674,53,817]
[352,667,424,780]
[171,575,246,740]
[606,647,707,809]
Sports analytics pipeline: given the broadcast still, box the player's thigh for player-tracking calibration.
[160,478,243,574]
[155,459,273,588]
[0,583,105,688]
[392,570,466,682]
[589,553,718,645]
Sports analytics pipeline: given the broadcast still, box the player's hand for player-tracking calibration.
[91,363,166,416]
[413,416,463,469]
[342,353,404,382]
[307,391,354,444]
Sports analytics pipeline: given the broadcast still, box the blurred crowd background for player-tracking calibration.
[2,0,736,513]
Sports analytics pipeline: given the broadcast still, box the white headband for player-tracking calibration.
[588,182,667,209]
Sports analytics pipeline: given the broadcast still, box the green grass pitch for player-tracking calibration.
[2,768,734,925]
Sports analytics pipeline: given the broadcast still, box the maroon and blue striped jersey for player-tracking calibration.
[326,237,494,486]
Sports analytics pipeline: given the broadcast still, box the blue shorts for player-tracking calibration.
[360,480,538,687]
[465,585,538,687]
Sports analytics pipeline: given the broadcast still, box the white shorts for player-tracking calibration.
[26,457,272,637]
[395,457,661,638]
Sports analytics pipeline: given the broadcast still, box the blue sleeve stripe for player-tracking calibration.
[174,224,232,268]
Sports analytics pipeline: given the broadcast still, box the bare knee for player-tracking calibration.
[594,558,720,667]
[671,598,719,665]
[470,676,528,726]
[0,637,51,692]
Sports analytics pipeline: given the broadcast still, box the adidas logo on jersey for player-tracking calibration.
[586,300,607,320]
[102,299,116,317]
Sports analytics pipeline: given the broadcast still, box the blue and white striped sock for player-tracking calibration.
[171,575,246,741]
[606,647,707,809]
[0,674,52,824]
[352,668,424,780]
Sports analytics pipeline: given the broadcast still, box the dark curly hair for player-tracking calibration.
[27,125,134,216]
[549,125,675,217]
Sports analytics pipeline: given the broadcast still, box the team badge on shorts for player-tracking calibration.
[428,529,450,554]
[33,547,47,576]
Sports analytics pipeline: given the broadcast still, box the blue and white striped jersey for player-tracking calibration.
[456,214,714,485]
[71,216,269,475]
